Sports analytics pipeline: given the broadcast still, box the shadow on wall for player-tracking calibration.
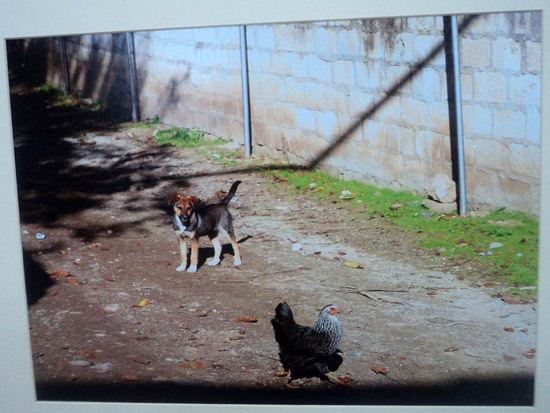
[68,33,134,122]
[8,34,135,122]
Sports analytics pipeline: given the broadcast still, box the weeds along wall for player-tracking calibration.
[20,12,541,216]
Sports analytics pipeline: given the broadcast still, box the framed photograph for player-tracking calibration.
[1,0,548,412]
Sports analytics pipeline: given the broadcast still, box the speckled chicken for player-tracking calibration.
[271,302,345,386]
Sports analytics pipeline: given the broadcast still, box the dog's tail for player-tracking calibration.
[220,180,241,205]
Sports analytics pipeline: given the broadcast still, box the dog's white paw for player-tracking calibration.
[176,265,187,272]
[207,258,221,266]
[233,259,242,266]
[187,265,197,273]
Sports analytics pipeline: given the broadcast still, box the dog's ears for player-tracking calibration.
[189,196,200,206]
[169,193,181,204]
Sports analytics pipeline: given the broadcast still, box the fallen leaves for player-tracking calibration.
[371,366,389,375]
[344,262,364,269]
[179,361,209,369]
[500,295,528,305]
[48,269,71,278]
[81,350,96,359]
[133,299,150,307]
[234,316,258,323]
[339,377,354,384]
[134,358,151,365]
[229,335,245,341]
[121,374,139,381]
[66,279,85,284]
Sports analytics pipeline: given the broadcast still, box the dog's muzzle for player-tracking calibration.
[174,214,188,232]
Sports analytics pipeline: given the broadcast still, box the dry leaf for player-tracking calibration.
[51,291,59,296]
[133,299,150,307]
[344,262,364,269]
[444,347,458,352]
[136,336,149,341]
[81,350,96,359]
[121,374,139,381]
[396,356,407,360]
[229,335,244,341]
[48,269,71,278]
[134,358,150,365]
[234,316,258,323]
[501,295,527,305]
[59,250,68,254]
[299,266,312,270]
[504,327,515,333]
[192,362,207,369]
[371,366,389,375]
[339,377,354,384]
[66,279,84,284]
[427,290,437,296]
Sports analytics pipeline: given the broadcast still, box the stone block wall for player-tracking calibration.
[244,13,541,215]
[133,27,245,138]
[13,11,541,215]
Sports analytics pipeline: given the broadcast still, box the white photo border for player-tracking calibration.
[0,1,548,412]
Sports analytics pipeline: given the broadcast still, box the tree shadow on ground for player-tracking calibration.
[9,81,186,304]
[22,251,54,306]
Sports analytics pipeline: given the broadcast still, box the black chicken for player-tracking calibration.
[271,302,345,386]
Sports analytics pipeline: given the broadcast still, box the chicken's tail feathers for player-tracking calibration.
[274,302,294,321]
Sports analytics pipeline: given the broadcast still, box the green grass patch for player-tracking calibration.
[154,127,226,148]
[263,168,539,291]
[32,84,103,111]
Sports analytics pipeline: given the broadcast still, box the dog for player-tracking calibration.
[170,181,242,273]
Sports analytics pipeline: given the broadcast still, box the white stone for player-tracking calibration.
[422,198,456,213]
[427,173,456,203]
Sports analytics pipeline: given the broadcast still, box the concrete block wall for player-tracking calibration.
[458,13,542,215]
[19,11,541,215]
[133,27,245,138]
[245,13,541,215]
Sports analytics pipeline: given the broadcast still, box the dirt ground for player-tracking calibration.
[12,88,536,406]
